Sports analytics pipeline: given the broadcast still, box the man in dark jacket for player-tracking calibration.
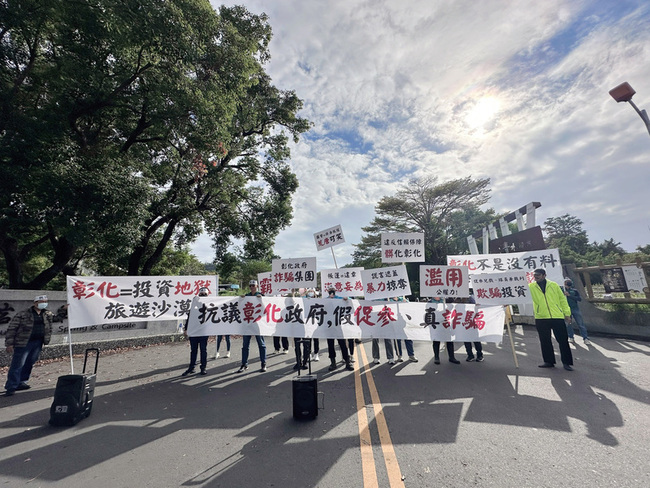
[4,295,62,396]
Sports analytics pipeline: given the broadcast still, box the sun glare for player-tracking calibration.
[466,96,500,130]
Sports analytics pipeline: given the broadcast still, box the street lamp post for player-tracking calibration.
[609,81,650,136]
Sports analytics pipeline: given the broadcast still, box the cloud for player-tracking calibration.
[195,0,650,267]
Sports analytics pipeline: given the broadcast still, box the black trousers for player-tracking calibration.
[432,341,456,359]
[535,318,573,366]
[273,336,289,351]
[189,336,208,371]
[464,342,483,356]
[294,338,311,366]
[327,338,350,362]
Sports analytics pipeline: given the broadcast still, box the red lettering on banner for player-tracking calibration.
[354,306,375,326]
[377,306,396,327]
[242,302,262,323]
[442,309,462,329]
[174,281,194,295]
[425,268,444,286]
[264,303,284,323]
[446,268,463,287]
[96,281,120,298]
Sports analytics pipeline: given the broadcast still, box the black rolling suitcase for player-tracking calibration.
[292,340,319,420]
[49,348,99,426]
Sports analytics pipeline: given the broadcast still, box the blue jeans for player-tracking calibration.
[241,335,266,366]
[566,309,589,339]
[5,339,43,392]
[189,336,208,371]
[216,335,231,352]
[394,339,415,357]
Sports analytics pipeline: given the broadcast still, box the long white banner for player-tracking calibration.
[66,275,218,328]
[186,297,505,343]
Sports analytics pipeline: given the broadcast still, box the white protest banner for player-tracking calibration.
[447,248,564,285]
[187,296,505,343]
[270,257,317,292]
[381,232,425,263]
[419,265,470,298]
[314,224,345,251]
[470,270,533,305]
[321,267,364,297]
[360,265,411,300]
[66,275,218,329]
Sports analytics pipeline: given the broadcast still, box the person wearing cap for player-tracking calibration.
[181,287,210,377]
[563,279,590,345]
[529,268,574,371]
[4,295,66,396]
[238,280,267,373]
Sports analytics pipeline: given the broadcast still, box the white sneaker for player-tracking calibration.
[408,356,419,362]
[373,358,380,364]
[313,352,319,361]
[215,352,220,359]
[349,354,355,363]
[274,349,280,354]
[282,349,289,354]
[396,356,404,362]
[388,359,396,365]
[584,339,591,345]
[568,337,575,344]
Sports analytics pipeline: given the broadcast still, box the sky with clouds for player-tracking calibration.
[194,0,650,268]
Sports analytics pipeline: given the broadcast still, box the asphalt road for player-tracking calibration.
[1,324,649,488]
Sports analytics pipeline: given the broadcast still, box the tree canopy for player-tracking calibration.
[352,176,497,267]
[0,0,310,289]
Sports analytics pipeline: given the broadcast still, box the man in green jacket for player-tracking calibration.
[528,269,574,371]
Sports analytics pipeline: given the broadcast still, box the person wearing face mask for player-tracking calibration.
[4,295,67,396]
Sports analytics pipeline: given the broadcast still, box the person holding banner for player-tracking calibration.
[431,297,460,365]
[563,279,591,346]
[182,287,210,377]
[529,269,573,371]
[4,295,65,396]
[325,288,354,371]
[306,289,321,361]
[214,335,231,359]
[457,296,484,362]
[238,280,267,373]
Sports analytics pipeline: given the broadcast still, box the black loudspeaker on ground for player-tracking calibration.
[293,375,318,420]
[49,348,100,427]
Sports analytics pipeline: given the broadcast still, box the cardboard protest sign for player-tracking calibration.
[381,232,425,263]
[419,265,470,298]
[314,224,345,251]
[321,267,364,297]
[361,265,411,300]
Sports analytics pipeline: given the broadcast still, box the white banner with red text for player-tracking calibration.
[186,297,505,343]
[66,275,218,328]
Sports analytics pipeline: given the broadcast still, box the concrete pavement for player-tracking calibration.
[1,324,649,487]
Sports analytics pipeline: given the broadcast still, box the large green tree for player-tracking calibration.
[352,176,496,267]
[0,1,309,289]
